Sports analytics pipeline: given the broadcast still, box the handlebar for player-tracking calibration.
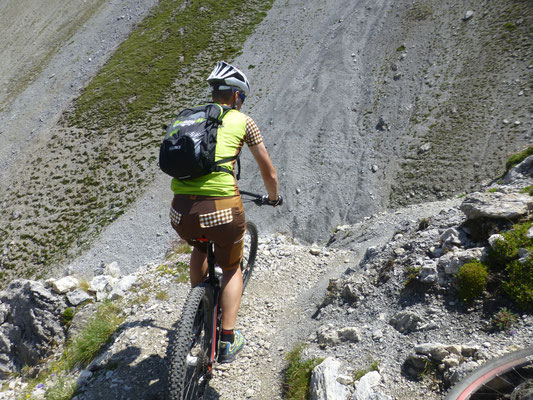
[240,190,283,207]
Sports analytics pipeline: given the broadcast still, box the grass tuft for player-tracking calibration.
[283,344,323,400]
[353,359,380,381]
[16,300,124,399]
[63,301,124,369]
[505,146,533,173]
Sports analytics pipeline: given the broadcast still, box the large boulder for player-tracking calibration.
[389,311,425,333]
[460,191,532,220]
[0,280,66,375]
[438,247,484,275]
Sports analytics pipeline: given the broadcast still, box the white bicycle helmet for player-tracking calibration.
[207,61,250,96]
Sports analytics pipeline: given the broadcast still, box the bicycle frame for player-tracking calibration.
[203,240,222,373]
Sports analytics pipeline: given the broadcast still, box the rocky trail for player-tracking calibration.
[0,195,463,399]
[2,156,531,399]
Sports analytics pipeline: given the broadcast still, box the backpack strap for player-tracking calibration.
[211,104,242,180]
[213,154,241,179]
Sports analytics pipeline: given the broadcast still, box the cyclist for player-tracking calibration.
[169,61,281,363]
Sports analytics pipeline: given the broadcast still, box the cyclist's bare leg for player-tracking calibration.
[189,248,208,287]
[220,267,243,330]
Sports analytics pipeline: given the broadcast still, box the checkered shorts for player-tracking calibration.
[170,207,181,225]
[199,208,233,228]
[169,194,246,270]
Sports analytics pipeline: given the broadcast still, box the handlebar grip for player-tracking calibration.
[262,195,283,206]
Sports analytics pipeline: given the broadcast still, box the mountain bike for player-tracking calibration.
[167,191,277,400]
[445,346,533,400]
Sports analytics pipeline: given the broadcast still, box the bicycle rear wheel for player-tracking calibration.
[445,346,533,400]
[168,284,215,400]
[241,221,258,292]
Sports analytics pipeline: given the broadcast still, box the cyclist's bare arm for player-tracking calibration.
[249,142,278,201]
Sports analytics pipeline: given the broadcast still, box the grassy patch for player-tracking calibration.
[16,300,124,399]
[63,301,124,369]
[505,146,533,173]
[43,375,78,400]
[283,344,323,400]
[68,0,274,129]
[156,290,169,301]
[157,261,189,283]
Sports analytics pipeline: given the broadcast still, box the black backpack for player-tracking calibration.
[159,103,240,180]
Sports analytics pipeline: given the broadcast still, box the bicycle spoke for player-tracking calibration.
[446,348,533,400]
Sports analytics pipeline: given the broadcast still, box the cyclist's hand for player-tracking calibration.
[262,194,283,207]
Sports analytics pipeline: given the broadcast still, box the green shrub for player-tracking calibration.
[61,308,74,326]
[503,258,533,310]
[283,344,323,400]
[487,222,533,271]
[505,146,533,173]
[491,307,519,331]
[457,260,488,303]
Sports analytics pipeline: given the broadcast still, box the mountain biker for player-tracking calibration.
[169,61,281,363]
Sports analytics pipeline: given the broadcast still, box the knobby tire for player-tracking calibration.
[168,285,215,400]
[445,346,533,400]
[241,221,258,292]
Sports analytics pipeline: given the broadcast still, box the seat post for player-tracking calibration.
[207,242,218,286]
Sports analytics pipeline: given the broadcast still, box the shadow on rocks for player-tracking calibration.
[77,315,223,400]
[77,346,167,400]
